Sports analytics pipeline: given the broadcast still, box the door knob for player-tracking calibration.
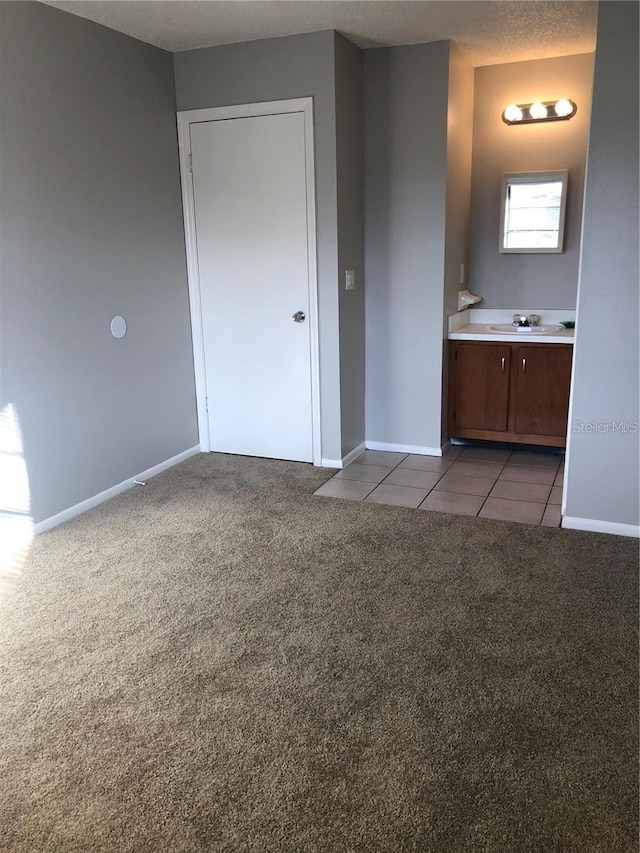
[292,311,306,323]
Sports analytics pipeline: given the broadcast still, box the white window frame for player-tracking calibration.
[499,170,569,254]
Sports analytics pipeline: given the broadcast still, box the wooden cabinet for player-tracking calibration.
[448,341,573,447]
[454,342,511,432]
[511,345,573,438]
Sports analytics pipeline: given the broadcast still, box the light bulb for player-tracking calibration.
[503,104,523,123]
[555,99,574,118]
[529,102,548,120]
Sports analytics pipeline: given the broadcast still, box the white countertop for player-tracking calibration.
[448,308,576,343]
[449,323,575,343]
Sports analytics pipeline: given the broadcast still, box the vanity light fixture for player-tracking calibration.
[502,99,577,125]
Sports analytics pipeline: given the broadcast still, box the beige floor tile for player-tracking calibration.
[490,480,552,503]
[541,504,562,527]
[554,470,565,487]
[419,491,484,516]
[449,459,504,479]
[548,486,563,505]
[398,455,454,474]
[499,465,556,485]
[508,451,561,469]
[459,447,512,464]
[442,445,464,459]
[335,463,392,483]
[479,497,545,525]
[383,468,442,490]
[364,484,429,508]
[434,472,495,497]
[354,449,406,467]
[314,479,375,501]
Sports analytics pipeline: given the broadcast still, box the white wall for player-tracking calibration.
[563,1,639,536]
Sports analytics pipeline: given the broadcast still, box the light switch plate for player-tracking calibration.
[345,269,355,291]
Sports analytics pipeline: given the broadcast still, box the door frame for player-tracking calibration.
[176,98,321,465]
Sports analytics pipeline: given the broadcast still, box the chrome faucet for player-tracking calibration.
[512,313,541,327]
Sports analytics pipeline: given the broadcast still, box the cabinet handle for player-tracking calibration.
[522,357,527,374]
[501,356,506,372]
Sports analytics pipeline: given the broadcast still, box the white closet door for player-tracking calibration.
[190,111,313,462]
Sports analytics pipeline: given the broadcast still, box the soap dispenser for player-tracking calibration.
[457,289,483,312]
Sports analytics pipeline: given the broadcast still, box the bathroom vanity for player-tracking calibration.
[447,313,575,448]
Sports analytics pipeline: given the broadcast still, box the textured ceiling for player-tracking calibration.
[41,1,598,66]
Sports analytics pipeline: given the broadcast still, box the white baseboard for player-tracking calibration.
[341,442,366,467]
[365,441,443,457]
[34,445,201,535]
[321,442,366,469]
[562,515,640,538]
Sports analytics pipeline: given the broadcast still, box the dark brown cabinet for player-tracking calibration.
[448,341,573,447]
[453,342,511,432]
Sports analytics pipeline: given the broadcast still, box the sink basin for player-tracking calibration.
[488,324,564,334]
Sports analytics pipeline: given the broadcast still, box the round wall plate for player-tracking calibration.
[110,315,127,339]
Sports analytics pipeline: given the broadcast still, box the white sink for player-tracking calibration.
[488,324,564,334]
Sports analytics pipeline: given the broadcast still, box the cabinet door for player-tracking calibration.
[453,343,511,432]
[512,345,573,437]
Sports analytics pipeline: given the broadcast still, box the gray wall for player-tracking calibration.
[0,1,197,524]
[443,46,474,320]
[173,32,344,463]
[469,54,594,309]
[442,46,474,436]
[335,33,365,457]
[364,42,450,451]
[564,1,639,530]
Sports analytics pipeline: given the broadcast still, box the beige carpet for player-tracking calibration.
[0,453,637,852]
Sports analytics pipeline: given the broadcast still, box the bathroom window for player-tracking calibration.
[500,171,568,253]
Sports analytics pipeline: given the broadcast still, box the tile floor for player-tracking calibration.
[314,445,565,526]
